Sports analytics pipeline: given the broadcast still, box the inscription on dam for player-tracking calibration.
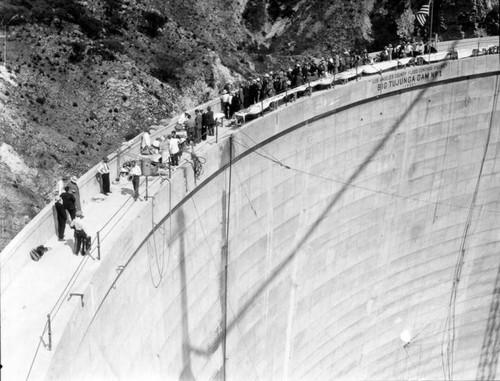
[373,64,443,92]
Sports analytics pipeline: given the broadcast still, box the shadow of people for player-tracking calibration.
[64,238,75,253]
[121,187,135,197]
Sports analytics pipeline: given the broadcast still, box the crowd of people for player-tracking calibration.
[50,106,220,257]
[47,39,442,259]
[217,40,439,120]
[53,175,90,256]
[133,105,218,184]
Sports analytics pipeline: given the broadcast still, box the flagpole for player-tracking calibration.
[428,0,434,63]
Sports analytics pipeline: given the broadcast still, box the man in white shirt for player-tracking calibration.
[70,211,89,255]
[177,111,188,126]
[221,89,230,119]
[141,129,152,154]
[97,157,111,195]
[130,161,142,201]
[169,133,180,167]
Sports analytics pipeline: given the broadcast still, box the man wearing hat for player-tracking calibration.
[205,106,215,137]
[141,128,153,154]
[54,193,67,241]
[97,157,111,195]
[261,74,270,100]
[67,176,81,212]
[220,89,230,119]
[249,79,258,105]
[184,113,196,143]
[129,160,142,201]
[71,211,89,255]
[194,109,203,144]
[60,185,76,220]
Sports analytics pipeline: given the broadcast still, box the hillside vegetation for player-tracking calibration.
[0,0,498,249]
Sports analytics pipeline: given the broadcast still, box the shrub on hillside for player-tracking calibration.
[243,0,268,32]
[139,11,166,38]
[150,52,184,83]
[484,5,499,35]
[68,41,86,63]
[78,14,103,38]
[100,39,124,53]
[0,2,29,25]
[88,40,123,61]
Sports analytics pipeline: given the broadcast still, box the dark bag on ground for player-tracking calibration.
[84,235,92,254]
[30,245,49,261]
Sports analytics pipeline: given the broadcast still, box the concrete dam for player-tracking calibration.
[2,52,500,381]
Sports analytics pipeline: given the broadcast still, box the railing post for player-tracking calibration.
[97,231,101,260]
[47,314,52,351]
[115,147,121,182]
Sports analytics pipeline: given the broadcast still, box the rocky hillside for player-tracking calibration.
[0,0,498,250]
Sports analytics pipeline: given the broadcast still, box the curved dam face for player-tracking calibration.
[47,56,500,381]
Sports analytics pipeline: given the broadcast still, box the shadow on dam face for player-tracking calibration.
[184,52,457,361]
[70,43,500,380]
[476,261,500,381]
[178,188,231,381]
[178,208,197,381]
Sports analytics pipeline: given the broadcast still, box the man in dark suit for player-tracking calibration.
[54,195,67,241]
[201,109,208,141]
[205,106,215,136]
[60,186,76,220]
[194,109,203,144]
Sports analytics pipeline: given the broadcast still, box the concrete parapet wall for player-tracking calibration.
[45,54,500,380]
[0,97,222,295]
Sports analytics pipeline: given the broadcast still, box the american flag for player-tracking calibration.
[416,1,431,27]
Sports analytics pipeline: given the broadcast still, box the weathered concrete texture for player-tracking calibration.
[46,55,500,381]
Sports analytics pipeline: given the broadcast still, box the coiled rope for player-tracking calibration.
[190,153,206,181]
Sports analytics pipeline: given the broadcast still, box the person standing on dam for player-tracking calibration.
[194,109,203,144]
[205,106,215,136]
[60,185,76,220]
[54,194,67,241]
[141,128,152,155]
[70,211,89,255]
[67,176,81,213]
[97,157,111,195]
[130,161,142,201]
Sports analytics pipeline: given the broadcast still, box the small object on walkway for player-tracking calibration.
[30,245,51,261]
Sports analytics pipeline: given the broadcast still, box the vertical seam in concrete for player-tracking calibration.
[282,138,307,381]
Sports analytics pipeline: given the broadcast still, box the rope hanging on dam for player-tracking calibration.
[146,177,174,288]
[441,74,500,381]
[190,152,206,181]
[222,135,233,381]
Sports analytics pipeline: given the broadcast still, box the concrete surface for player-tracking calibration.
[1,51,500,381]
